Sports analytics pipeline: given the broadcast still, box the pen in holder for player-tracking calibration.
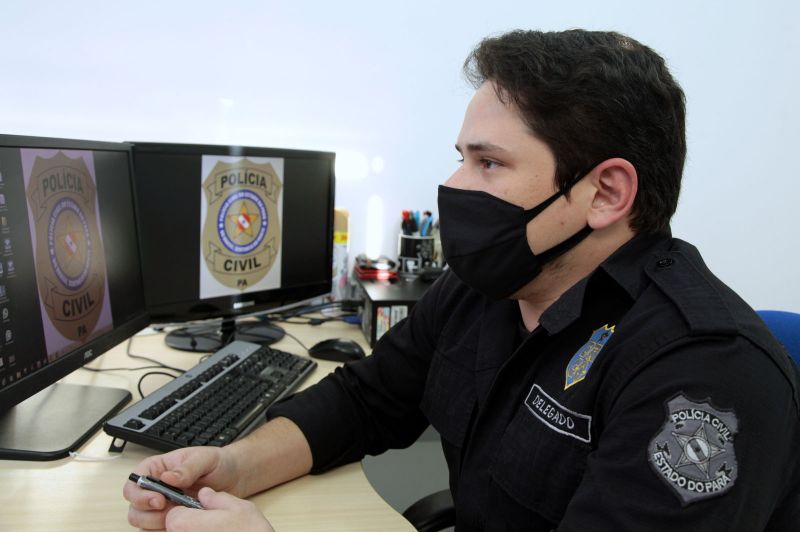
[397,234,435,278]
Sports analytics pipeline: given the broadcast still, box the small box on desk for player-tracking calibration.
[359,277,432,347]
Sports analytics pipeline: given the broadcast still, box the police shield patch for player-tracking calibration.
[565,324,614,389]
[648,393,739,506]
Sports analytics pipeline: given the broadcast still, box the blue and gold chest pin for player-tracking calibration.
[565,324,615,390]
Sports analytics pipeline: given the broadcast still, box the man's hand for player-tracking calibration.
[165,487,273,531]
[123,418,313,530]
[124,446,244,530]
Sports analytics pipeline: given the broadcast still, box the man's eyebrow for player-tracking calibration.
[454,142,510,154]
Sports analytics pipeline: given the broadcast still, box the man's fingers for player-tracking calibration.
[164,495,272,532]
[123,478,167,510]
[128,506,169,531]
[125,450,189,507]
[197,487,248,510]
[164,506,202,532]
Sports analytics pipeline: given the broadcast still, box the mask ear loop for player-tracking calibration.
[522,167,593,223]
[522,166,597,259]
[536,225,594,263]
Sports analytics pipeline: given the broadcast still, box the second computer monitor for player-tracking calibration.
[0,134,149,460]
[131,143,335,351]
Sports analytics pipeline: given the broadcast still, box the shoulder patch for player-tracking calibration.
[646,250,736,336]
[648,393,739,506]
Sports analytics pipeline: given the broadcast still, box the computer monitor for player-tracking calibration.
[0,135,149,460]
[130,142,335,352]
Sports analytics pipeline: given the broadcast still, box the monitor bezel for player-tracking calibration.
[129,141,336,324]
[0,134,150,413]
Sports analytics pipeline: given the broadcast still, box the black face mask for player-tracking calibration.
[437,179,592,300]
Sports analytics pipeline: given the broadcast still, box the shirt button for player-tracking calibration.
[656,258,674,268]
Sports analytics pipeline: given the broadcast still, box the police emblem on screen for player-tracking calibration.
[648,393,739,505]
[25,152,107,341]
[202,159,282,290]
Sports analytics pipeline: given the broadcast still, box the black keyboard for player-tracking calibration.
[103,340,316,452]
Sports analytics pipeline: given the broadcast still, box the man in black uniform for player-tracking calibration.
[125,30,800,530]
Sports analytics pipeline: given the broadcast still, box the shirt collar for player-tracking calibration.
[539,231,673,335]
[600,230,673,300]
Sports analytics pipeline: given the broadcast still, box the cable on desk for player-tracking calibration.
[68,451,122,462]
[278,329,311,353]
[141,300,351,332]
[165,324,233,346]
[262,300,359,328]
[257,299,363,352]
[79,338,188,374]
[125,336,188,374]
[262,300,360,322]
[137,371,179,399]
[266,301,341,318]
[82,364,180,373]
[272,314,358,326]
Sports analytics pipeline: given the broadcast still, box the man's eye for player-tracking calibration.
[480,159,499,169]
[456,157,464,164]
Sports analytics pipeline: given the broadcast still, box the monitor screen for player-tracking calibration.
[0,135,149,459]
[131,143,335,351]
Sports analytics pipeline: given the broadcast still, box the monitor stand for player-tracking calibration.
[164,317,285,353]
[0,382,131,461]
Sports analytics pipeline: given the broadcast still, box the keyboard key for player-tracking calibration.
[231,401,267,432]
[124,419,145,430]
[211,433,232,446]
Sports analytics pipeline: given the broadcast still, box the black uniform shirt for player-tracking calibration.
[269,233,800,530]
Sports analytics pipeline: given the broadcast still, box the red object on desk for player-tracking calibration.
[354,266,398,281]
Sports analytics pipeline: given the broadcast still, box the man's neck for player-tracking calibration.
[516,260,587,332]
[516,228,635,331]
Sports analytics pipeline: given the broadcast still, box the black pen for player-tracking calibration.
[129,473,204,509]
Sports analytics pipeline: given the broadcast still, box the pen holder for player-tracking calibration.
[397,234,434,276]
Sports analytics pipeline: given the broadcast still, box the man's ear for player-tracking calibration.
[585,158,637,230]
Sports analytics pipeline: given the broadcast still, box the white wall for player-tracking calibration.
[3,0,798,311]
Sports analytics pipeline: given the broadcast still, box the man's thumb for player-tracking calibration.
[162,453,214,488]
[197,487,242,510]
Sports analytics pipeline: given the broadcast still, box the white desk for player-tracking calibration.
[0,319,413,531]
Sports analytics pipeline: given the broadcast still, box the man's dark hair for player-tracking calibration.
[464,29,686,234]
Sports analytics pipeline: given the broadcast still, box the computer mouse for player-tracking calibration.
[308,338,366,362]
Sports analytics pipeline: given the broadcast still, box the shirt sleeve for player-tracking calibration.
[266,275,447,473]
[558,337,800,530]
